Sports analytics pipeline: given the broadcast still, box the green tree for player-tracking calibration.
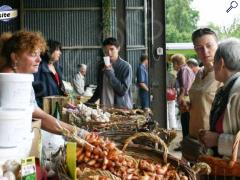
[208,18,240,40]
[166,0,199,42]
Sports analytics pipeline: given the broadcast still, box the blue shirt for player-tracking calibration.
[136,63,149,108]
[137,64,148,87]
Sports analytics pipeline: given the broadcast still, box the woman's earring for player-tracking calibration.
[12,61,18,72]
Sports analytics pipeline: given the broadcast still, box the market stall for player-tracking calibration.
[0,77,209,179]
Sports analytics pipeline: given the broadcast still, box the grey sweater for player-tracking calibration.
[104,57,133,109]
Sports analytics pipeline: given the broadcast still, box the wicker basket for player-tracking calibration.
[121,132,197,180]
[101,127,177,147]
[198,131,240,177]
[65,111,147,132]
[52,132,198,180]
[104,107,151,116]
[77,168,121,180]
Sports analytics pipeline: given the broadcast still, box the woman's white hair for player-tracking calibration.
[215,38,240,71]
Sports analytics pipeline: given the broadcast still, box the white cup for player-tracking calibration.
[103,56,111,66]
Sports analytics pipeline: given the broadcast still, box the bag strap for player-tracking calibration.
[210,76,239,131]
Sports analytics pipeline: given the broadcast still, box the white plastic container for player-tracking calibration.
[0,73,33,110]
[0,132,34,164]
[0,108,33,148]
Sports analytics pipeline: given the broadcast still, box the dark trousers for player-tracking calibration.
[181,112,189,138]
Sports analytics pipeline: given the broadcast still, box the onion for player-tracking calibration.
[85,150,91,157]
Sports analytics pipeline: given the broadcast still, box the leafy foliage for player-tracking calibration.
[102,0,112,39]
[207,18,240,40]
[166,0,199,42]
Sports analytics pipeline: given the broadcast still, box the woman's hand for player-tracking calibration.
[198,129,219,148]
[178,96,190,112]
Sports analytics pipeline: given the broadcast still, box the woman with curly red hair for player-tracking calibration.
[0,30,87,137]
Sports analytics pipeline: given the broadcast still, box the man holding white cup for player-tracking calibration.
[87,37,133,109]
[103,56,111,67]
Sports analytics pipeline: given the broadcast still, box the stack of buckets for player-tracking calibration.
[0,73,34,163]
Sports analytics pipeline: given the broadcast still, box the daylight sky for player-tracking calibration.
[191,0,240,27]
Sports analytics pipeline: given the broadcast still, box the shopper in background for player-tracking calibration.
[87,37,133,109]
[171,54,195,138]
[136,54,150,109]
[187,58,200,74]
[33,39,66,108]
[166,65,178,130]
[73,64,87,95]
[199,38,240,157]
[0,30,87,137]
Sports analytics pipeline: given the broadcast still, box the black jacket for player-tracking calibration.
[33,59,65,108]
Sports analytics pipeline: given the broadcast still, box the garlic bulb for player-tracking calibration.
[0,165,3,177]
[71,103,110,122]
[3,171,16,180]
[2,160,20,174]
[0,177,8,180]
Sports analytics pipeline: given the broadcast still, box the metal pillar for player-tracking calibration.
[148,0,166,127]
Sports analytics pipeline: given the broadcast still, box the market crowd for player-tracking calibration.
[168,28,240,163]
[0,27,240,165]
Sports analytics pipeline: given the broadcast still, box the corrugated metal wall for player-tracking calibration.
[22,0,102,84]
[112,0,147,83]
[127,0,147,83]
[1,0,147,86]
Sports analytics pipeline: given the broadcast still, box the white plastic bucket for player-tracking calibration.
[0,132,34,164]
[0,108,33,148]
[0,73,33,110]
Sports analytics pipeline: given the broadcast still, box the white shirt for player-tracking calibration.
[73,72,85,95]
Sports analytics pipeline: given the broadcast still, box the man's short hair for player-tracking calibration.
[102,37,120,48]
[192,28,217,43]
[187,58,199,66]
[140,54,148,63]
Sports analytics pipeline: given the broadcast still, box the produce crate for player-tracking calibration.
[43,95,69,117]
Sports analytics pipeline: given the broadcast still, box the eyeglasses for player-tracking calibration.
[194,43,216,52]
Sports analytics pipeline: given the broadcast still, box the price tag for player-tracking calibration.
[21,157,37,180]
